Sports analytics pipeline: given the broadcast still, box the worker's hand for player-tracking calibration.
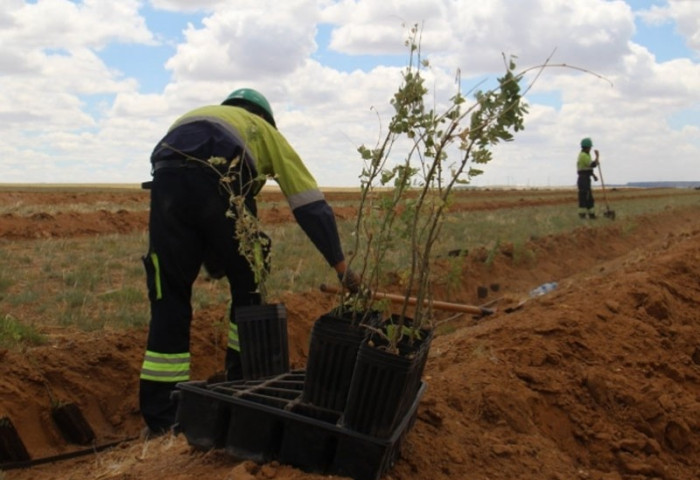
[592,174,598,182]
[338,268,362,294]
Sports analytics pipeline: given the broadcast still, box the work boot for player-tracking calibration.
[588,213,597,219]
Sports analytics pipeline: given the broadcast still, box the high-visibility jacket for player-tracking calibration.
[577,151,598,176]
[151,104,344,267]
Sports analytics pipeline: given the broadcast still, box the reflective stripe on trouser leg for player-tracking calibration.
[140,351,190,382]
[228,322,240,352]
[150,252,163,300]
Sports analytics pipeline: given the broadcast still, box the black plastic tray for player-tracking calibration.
[175,370,425,480]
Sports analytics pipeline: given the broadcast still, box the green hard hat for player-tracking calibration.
[580,137,593,148]
[222,88,276,127]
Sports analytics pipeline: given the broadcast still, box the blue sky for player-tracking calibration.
[1,0,698,187]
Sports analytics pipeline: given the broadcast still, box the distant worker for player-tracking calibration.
[577,137,599,219]
[139,87,361,436]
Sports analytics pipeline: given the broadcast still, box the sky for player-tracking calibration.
[1,0,698,188]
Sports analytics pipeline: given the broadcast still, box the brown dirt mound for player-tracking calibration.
[1,195,699,480]
[403,224,700,480]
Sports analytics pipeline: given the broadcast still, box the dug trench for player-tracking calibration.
[1,199,699,479]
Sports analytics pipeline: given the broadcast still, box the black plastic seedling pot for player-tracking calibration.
[342,327,433,439]
[174,382,232,450]
[175,371,426,480]
[301,312,369,411]
[235,303,290,380]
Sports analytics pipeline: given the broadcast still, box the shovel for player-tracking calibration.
[319,284,494,317]
[596,152,615,220]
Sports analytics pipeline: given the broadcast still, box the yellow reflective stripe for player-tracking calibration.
[228,322,240,351]
[151,252,163,300]
[140,351,190,382]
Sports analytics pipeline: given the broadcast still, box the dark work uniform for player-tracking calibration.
[140,105,344,433]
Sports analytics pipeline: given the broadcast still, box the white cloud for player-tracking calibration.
[149,0,220,12]
[639,0,700,53]
[321,0,448,55]
[6,0,153,49]
[0,0,697,187]
[164,0,319,88]
[0,0,156,183]
[669,0,700,53]
[320,0,636,74]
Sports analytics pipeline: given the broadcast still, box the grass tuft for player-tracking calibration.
[0,314,46,348]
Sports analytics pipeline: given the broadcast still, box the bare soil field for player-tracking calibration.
[1,187,699,480]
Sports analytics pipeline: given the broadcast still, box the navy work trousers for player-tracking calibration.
[139,165,261,433]
[577,173,595,210]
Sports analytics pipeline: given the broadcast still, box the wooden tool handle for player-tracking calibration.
[319,284,493,316]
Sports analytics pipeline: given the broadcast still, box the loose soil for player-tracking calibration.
[1,188,699,480]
